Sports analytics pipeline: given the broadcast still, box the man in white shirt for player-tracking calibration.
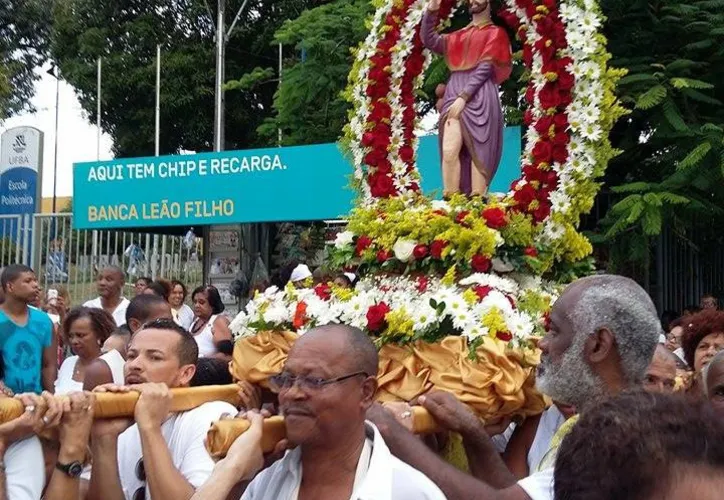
[192,324,446,500]
[368,274,662,500]
[84,266,130,326]
[85,319,237,500]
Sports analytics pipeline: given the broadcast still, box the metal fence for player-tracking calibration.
[0,213,203,306]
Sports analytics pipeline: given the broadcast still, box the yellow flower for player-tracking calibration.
[385,308,415,338]
[441,265,457,286]
[481,308,508,337]
[462,289,479,306]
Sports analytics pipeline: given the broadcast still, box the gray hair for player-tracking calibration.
[569,275,661,385]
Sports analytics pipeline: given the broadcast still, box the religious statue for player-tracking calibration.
[422,0,512,197]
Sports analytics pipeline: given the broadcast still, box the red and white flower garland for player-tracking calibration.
[346,0,621,248]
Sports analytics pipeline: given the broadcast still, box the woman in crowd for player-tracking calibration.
[190,285,234,360]
[143,279,172,302]
[134,276,151,296]
[681,309,724,395]
[170,279,194,330]
[55,307,125,394]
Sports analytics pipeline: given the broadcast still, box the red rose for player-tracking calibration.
[553,113,569,131]
[366,302,391,332]
[355,236,373,256]
[539,84,561,110]
[399,145,414,163]
[534,116,554,136]
[525,85,536,105]
[514,183,537,207]
[314,284,331,301]
[558,70,575,91]
[455,210,471,225]
[471,254,492,273]
[552,144,568,164]
[416,276,429,293]
[533,201,552,222]
[523,109,534,126]
[482,207,508,229]
[524,246,538,257]
[496,331,513,342]
[553,132,569,146]
[430,240,448,259]
[413,244,429,260]
[474,285,492,301]
[370,173,397,198]
[376,249,392,263]
[558,88,573,107]
[361,132,375,147]
[532,140,553,163]
[523,44,533,67]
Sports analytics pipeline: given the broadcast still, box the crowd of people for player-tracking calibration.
[0,264,721,499]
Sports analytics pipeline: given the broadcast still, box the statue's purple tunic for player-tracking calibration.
[421,11,505,193]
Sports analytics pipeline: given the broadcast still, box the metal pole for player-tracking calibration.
[278,43,282,147]
[96,57,102,160]
[214,0,226,152]
[155,45,161,156]
[52,72,60,213]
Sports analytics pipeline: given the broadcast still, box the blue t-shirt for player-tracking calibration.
[0,308,52,394]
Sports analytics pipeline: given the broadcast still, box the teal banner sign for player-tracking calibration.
[73,128,521,229]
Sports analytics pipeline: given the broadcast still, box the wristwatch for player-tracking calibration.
[56,461,84,478]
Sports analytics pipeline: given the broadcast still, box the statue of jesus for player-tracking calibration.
[422,0,512,197]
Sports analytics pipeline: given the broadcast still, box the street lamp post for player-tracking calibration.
[47,65,60,214]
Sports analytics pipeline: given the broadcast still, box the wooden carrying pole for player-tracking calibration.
[0,385,241,423]
[206,406,440,457]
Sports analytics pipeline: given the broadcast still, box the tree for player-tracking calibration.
[51,0,329,157]
[590,0,724,275]
[0,0,51,119]
[227,0,372,146]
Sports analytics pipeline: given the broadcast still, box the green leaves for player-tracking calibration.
[678,142,712,170]
[635,84,667,109]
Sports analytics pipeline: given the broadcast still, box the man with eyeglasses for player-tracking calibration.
[192,323,446,500]
[84,319,238,500]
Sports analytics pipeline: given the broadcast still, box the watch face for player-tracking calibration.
[68,462,83,477]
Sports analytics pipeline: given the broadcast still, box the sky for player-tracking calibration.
[0,68,114,198]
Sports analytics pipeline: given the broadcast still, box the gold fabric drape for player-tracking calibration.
[231,331,546,421]
[0,385,241,424]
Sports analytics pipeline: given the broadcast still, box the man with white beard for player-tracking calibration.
[368,274,662,500]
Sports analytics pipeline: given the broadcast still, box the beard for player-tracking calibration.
[536,333,607,409]
[469,0,489,14]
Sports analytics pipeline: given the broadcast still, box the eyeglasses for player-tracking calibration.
[268,371,369,393]
[132,458,146,500]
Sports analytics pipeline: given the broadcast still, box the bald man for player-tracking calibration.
[193,324,446,500]
[705,350,724,419]
[83,266,130,326]
[368,274,662,500]
[643,344,677,393]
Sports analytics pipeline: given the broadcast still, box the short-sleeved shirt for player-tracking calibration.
[84,297,130,327]
[82,400,237,499]
[0,308,52,394]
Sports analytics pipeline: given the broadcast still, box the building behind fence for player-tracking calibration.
[0,213,203,306]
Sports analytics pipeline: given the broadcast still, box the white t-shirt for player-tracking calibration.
[6,437,45,499]
[84,297,131,326]
[55,350,126,394]
[242,422,446,500]
[173,304,195,330]
[518,467,554,500]
[101,401,236,499]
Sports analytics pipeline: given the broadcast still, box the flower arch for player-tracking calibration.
[343,0,626,263]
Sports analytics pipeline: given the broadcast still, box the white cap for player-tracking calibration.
[290,264,312,283]
[344,272,357,284]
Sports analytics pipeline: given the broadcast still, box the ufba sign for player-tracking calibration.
[73,129,521,230]
[0,127,43,217]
